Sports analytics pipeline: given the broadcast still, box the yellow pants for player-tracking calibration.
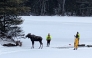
[74,43,78,48]
[74,38,79,49]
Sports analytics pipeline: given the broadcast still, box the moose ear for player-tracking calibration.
[29,33,31,35]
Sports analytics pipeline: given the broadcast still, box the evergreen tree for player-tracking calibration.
[0,0,30,39]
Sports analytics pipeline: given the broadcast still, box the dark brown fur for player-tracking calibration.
[26,33,43,49]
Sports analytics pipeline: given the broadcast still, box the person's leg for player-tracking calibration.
[74,43,76,50]
[48,40,51,46]
[75,45,77,50]
[47,40,49,47]
[78,39,79,44]
[48,40,50,47]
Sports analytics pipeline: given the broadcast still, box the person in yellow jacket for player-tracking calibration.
[46,33,51,47]
[74,32,80,44]
[74,37,79,50]
[74,32,80,50]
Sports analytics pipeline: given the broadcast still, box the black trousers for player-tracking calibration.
[47,40,51,47]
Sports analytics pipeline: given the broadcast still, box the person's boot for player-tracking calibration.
[47,44,49,47]
[48,44,50,47]
[76,48,77,50]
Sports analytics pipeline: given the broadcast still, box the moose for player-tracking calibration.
[25,33,43,49]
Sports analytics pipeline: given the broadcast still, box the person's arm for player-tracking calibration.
[74,39,76,45]
[46,36,48,40]
[49,36,51,40]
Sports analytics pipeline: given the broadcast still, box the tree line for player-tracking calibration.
[26,0,92,16]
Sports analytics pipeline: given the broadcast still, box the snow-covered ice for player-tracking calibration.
[0,16,92,58]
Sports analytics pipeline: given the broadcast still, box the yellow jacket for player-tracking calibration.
[75,34,80,39]
[46,36,51,40]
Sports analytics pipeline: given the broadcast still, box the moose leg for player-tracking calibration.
[31,41,34,49]
[39,41,43,49]
[41,42,43,49]
[39,41,41,49]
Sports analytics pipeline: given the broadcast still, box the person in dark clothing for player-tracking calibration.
[46,33,51,47]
